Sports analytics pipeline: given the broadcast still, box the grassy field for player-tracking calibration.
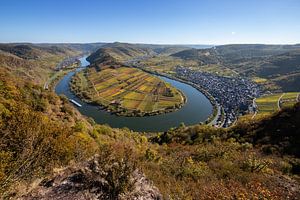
[280,92,299,108]
[255,92,299,115]
[256,93,282,114]
[252,77,268,84]
[72,66,184,116]
[137,55,198,74]
[196,64,238,76]
[137,55,240,77]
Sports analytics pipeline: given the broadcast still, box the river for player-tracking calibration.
[55,56,213,132]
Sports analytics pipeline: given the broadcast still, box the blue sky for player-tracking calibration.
[0,0,299,44]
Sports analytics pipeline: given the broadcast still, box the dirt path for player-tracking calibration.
[252,98,257,119]
[278,93,285,110]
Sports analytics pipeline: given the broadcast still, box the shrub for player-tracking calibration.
[241,156,269,173]
[94,145,137,199]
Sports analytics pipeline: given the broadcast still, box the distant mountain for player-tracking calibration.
[36,42,106,53]
[151,46,191,55]
[98,42,156,61]
[172,44,300,63]
[171,48,220,65]
[215,44,300,62]
[88,42,196,62]
[182,44,214,49]
[0,43,78,59]
[256,50,300,77]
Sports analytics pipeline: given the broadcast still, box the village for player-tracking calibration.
[175,66,261,127]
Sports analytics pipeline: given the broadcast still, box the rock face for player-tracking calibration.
[21,156,162,200]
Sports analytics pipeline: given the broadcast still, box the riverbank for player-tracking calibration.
[44,56,82,91]
[45,69,75,91]
[129,66,220,125]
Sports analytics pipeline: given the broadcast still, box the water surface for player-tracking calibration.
[55,56,213,132]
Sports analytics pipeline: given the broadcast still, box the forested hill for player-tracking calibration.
[171,44,300,92]
[171,44,300,63]
[0,43,80,84]
[89,42,156,62]
[171,48,220,65]
[154,102,300,157]
[35,42,106,53]
[87,42,195,63]
[0,44,73,59]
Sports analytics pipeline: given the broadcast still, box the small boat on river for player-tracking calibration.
[69,99,82,107]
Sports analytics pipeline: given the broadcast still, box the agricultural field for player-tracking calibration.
[280,92,300,108]
[255,92,299,115]
[71,66,185,116]
[252,77,268,84]
[196,64,238,77]
[134,55,238,77]
[255,93,282,114]
[137,55,198,74]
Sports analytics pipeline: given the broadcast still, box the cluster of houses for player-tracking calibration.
[55,57,80,71]
[175,66,260,127]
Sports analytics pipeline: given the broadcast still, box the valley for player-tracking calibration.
[111,43,300,127]
[1,42,300,199]
[51,42,300,129]
[2,1,300,199]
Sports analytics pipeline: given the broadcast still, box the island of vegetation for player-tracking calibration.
[70,56,186,117]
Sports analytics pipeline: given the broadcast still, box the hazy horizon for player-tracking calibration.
[1,41,300,46]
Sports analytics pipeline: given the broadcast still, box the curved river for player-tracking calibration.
[55,56,213,132]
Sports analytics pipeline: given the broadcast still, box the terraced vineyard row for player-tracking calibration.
[71,66,185,116]
[280,92,300,108]
[255,92,299,115]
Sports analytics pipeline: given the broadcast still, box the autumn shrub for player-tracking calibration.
[93,144,137,199]
[279,160,293,174]
[0,75,98,194]
[0,104,98,193]
[73,120,88,132]
[145,148,159,162]
[61,103,74,115]
[240,155,270,173]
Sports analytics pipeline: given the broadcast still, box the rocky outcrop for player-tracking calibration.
[21,156,162,200]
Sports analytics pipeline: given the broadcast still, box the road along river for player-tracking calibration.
[55,56,213,132]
